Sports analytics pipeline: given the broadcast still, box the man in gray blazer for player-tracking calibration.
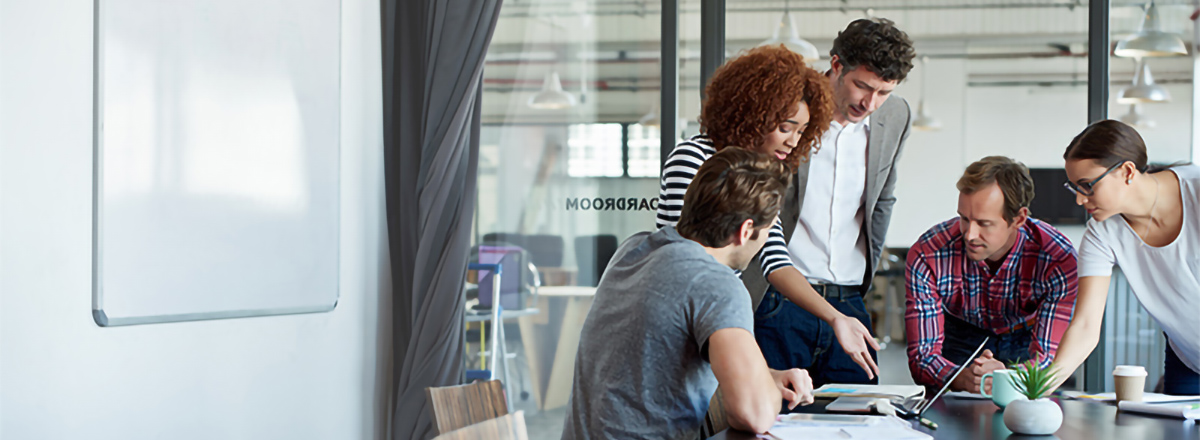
[744,18,915,389]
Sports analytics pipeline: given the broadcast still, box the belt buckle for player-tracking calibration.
[811,283,829,298]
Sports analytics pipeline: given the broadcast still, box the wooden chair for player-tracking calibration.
[704,387,730,437]
[432,411,528,440]
[426,380,509,435]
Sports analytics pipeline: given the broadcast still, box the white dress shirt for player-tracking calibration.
[788,117,870,285]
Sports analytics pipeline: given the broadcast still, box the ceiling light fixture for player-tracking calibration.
[1115,2,1188,58]
[1119,58,1171,103]
[528,71,577,110]
[759,1,820,62]
[912,57,942,131]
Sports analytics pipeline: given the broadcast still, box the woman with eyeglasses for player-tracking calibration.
[1047,119,1200,395]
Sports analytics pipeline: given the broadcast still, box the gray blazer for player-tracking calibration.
[743,96,913,310]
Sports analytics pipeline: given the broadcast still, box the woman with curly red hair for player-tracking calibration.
[655,45,883,381]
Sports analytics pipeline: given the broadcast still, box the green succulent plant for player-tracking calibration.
[1009,360,1058,400]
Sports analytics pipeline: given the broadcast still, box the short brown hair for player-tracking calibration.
[831,18,916,82]
[700,45,833,168]
[956,156,1035,224]
[676,149,792,247]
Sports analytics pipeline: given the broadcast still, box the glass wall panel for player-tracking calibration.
[473,1,698,438]
[1094,0,1195,393]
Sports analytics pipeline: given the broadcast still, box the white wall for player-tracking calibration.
[888,58,970,250]
[0,1,386,439]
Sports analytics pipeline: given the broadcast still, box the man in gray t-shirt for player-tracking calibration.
[561,149,815,440]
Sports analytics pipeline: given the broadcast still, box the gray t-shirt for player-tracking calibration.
[561,227,755,440]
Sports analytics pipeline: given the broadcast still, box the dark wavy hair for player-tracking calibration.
[676,148,792,247]
[699,45,834,168]
[831,18,916,82]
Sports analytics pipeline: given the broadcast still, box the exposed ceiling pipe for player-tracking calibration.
[968,76,1193,87]
[484,49,1091,67]
[495,0,1183,17]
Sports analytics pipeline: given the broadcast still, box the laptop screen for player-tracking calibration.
[915,336,991,415]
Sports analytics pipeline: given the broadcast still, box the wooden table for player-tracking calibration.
[709,397,1200,439]
[517,285,596,411]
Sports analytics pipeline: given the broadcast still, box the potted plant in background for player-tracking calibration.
[1003,360,1063,435]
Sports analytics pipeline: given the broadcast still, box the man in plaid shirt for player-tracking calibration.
[905,156,1079,393]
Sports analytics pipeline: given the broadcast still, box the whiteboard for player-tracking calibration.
[93,0,341,326]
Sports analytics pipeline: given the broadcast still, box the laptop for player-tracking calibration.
[824,337,991,416]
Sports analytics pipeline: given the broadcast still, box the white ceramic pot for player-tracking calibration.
[1003,397,1063,435]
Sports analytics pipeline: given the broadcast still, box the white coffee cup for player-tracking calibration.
[1113,365,1147,403]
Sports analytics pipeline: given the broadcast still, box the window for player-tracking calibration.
[563,122,672,178]
[566,123,623,177]
[626,123,663,178]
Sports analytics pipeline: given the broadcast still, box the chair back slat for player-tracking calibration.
[426,380,509,434]
[704,387,729,437]
[432,411,528,440]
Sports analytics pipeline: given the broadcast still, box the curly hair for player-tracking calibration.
[699,45,834,168]
[831,18,916,82]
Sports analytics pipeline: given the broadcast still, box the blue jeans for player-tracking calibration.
[940,313,1034,368]
[1163,334,1200,395]
[753,284,878,393]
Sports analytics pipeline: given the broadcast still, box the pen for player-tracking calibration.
[919,416,939,430]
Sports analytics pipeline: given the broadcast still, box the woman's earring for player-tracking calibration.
[1127,178,1133,184]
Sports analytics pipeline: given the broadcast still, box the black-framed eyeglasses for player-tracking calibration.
[1063,161,1125,197]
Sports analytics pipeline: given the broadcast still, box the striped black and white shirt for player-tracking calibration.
[656,135,796,277]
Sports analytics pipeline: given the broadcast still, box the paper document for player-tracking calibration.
[1062,391,1200,403]
[1116,400,1200,419]
[761,414,932,440]
[944,391,990,400]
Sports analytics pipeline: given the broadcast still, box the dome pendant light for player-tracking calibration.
[1115,2,1188,58]
[1119,104,1157,129]
[1119,58,1171,103]
[759,3,820,62]
[912,57,942,131]
[528,71,576,110]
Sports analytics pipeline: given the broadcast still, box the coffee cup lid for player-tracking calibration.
[1113,365,1147,376]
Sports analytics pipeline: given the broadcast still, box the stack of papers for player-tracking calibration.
[944,391,990,400]
[762,414,931,440]
[814,384,925,400]
[815,385,926,415]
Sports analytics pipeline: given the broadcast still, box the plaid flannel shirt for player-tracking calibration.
[904,217,1079,389]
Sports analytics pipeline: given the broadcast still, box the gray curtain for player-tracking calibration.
[382,0,503,438]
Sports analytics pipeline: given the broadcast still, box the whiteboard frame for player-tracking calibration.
[91,0,343,326]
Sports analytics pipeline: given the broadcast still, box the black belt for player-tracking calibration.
[809,283,862,300]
